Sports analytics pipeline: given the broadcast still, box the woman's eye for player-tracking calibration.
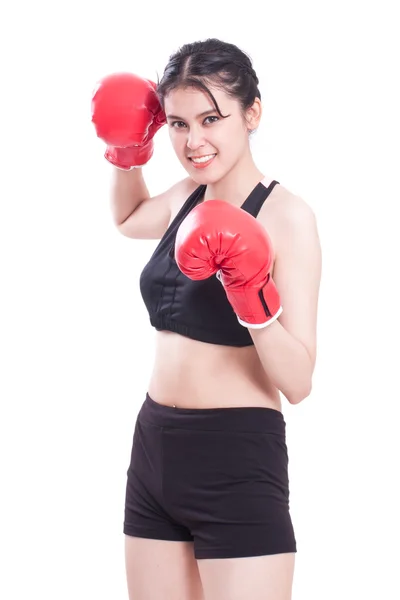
[204,116,219,125]
[171,121,186,129]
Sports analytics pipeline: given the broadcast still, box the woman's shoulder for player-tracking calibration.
[261,182,317,228]
[258,181,319,254]
[168,176,202,215]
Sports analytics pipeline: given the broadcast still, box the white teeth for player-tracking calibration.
[191,154,216,163]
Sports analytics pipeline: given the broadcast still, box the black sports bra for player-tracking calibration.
[139,178,280,346]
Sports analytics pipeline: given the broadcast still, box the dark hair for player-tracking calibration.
[157,38,261,120]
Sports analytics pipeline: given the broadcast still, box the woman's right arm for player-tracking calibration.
[91,72,195,239]
[111,168,196,240]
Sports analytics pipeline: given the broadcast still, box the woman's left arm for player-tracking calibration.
[250,198,322,405]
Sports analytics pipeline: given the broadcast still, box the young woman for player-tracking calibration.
[92,38,322,600]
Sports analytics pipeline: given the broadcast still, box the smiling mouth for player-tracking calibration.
[188,153,217,165]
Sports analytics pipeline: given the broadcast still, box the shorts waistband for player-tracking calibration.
[140,393,286,435]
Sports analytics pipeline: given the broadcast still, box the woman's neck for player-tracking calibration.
[204,156,266,208]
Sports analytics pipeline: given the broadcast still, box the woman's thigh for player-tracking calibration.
[198,552,295,600]
[125,535,204,600]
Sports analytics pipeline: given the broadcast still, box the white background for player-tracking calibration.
[1,0,399,598]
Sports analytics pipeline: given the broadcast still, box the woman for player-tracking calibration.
[92,38,322,600]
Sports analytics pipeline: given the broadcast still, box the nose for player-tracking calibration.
[186,125,205,151]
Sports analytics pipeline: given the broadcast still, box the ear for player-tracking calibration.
[245,98,262,131]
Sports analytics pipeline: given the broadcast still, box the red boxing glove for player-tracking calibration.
[91,72,166,169]
[174,200,283,328]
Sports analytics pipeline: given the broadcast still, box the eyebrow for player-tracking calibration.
[166,109,216,120]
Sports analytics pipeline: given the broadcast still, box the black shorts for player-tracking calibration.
[123,394,297,559]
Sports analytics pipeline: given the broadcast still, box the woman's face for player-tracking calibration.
[164,85,257,185]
